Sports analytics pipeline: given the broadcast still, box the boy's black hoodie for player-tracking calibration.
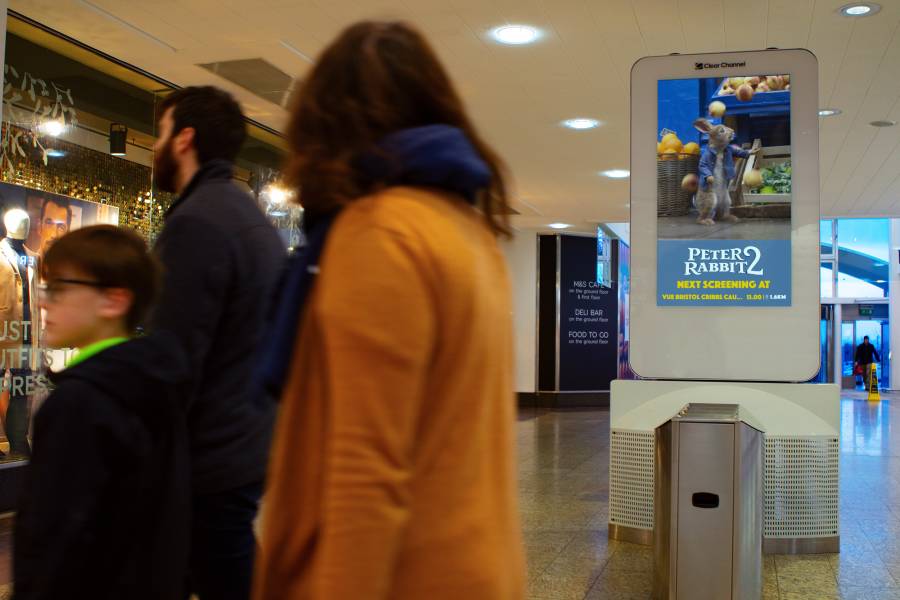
[12,332,190,600]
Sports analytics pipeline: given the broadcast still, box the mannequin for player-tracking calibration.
[5,209,34,347]
[0,208,39,459]
[5,208,29,239]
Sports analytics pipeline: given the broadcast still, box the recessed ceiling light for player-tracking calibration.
[818,108,842,117]
[839,3,881,16]
[548,223,571,229]
[46,149,66,158]
[870,120,896,127]
[490,24,541,45]
[561,118,600,130]
[601,169,630,179]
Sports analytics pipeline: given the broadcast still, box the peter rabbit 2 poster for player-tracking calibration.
[656,74,792,307]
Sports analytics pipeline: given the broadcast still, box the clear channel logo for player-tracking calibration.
[694,61,748,70]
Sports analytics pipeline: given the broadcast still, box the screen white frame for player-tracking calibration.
[630,49,820,382]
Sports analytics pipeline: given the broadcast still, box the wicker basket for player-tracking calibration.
[657,154,700,217]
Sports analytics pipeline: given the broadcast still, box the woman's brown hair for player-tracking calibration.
[285,21,510,236]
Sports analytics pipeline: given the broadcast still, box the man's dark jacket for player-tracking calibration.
[14,333,191,600]
[856,342,881,365]
[152,159,285,494]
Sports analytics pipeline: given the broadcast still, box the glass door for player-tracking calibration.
[855,320,888,390]
[813,305,834,383]
[842,322,855,380]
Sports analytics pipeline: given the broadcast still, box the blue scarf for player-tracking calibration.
[258,124,491,396]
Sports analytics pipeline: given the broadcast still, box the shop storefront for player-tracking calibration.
[0,13,294,506]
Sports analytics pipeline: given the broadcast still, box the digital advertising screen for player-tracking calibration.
[630,49,819,381]
[656,74,792,307]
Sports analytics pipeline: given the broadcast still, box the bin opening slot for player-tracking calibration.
[691,492,720,509]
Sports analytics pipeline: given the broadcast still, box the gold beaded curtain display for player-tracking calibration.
[1,63,173,242]
[0,123,173,241]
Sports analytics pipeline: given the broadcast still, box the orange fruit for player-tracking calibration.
[660,137,683,153]
[661,133,679,146]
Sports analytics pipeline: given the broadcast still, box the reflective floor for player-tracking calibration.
[520,392,900,599]
[2,392,900,599]
[0,515,8,600]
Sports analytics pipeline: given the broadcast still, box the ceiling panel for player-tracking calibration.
[722,0,769,52]
[582,0,647,91]
[679,0,726,55]
[820,2,900,214]
[8,0,900,225]
[80,0,197,51]
[766,0,817,50]
[807,1,855,102]
[848,134,900,215]
[845,96,900,214]
[631,0,686,57]
[828,24,900,215]
[880,177,900,214]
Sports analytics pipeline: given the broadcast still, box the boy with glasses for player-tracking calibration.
[13,225,190,600]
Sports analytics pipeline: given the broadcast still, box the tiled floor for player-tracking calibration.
[3,393,900,599]
[519,392,900,599]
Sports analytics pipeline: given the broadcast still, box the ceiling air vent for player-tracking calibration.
[198,59,294,107]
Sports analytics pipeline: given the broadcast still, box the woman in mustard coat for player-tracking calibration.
[253,20,526,600]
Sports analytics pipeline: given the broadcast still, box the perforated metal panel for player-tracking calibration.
[764,436,840,538]
[609,429,655,530]
[609,430,839,540]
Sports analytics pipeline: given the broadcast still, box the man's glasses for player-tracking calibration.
[39,279,109,302]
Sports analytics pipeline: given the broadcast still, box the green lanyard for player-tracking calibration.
[66,337,129,368]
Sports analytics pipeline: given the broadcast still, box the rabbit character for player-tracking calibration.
[692,118,759,225]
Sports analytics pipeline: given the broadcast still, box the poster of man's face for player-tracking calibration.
[15,186,118,255]
[37,196,73,254]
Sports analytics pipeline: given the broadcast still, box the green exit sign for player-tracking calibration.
[859,304,874,317]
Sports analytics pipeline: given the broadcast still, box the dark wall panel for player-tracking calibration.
[537,235,558,391]
[558,236,619,391]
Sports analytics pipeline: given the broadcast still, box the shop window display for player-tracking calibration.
[0,16,293,464]
[2,29,171,240]
[0,206,39,459]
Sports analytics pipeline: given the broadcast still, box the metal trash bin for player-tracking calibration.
[654,403,763,600]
